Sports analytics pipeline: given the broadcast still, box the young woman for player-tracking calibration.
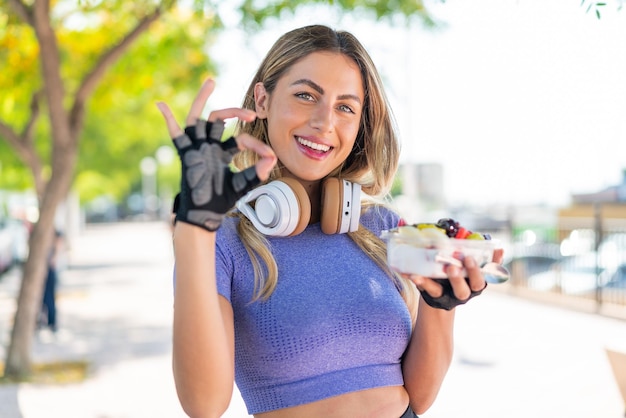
[157,24,502,418]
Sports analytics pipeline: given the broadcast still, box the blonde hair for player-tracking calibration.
[232,25,417,323]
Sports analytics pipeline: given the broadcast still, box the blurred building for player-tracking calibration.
[391,163,445,224]
[570,169,626,204]
[400,162,445,209]
[558,169,626,238]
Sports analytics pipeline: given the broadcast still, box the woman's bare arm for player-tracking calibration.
[401,301,455,415]
[172,224,235,417]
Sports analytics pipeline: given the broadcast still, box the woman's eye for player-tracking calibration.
[338,104,355,114]
[295,92,314,101]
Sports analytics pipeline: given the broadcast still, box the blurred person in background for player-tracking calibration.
[38,228,63,335]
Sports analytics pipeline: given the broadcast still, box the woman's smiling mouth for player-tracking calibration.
[296,136,331,153]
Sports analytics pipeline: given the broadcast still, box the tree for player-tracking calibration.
[0,0,435,380]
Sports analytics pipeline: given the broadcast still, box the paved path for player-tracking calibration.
[0,221,624,418]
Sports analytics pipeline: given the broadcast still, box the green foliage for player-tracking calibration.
[580,0,625,18]
[238,0,438,29]
[0,161,33,191]
[0,3,220,203]
[0,14,51,191]
[390,173,403,197]
[0,7,39,202]
[582,0,607,18]
[1,0,439,207]
[74,8,216,203]
[0,14,40,128]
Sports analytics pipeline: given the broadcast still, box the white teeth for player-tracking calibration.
[297,137,330,152]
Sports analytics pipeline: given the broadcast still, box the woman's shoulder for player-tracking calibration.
[216,214,243,245]
[360,203,400,235]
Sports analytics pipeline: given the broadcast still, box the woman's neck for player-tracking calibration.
[280,172,322,224]
[301,180,321,224]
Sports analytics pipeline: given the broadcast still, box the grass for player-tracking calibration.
[0,360,90,385]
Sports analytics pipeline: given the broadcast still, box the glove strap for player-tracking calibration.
[419,279,487,310]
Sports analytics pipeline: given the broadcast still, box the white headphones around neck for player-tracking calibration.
[236,177,361,237]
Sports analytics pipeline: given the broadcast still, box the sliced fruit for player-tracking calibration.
[396,226,425,237]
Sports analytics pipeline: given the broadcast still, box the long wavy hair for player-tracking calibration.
[232,25,417,323]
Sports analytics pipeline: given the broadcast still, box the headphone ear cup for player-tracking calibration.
[279,177,311,236]
[320,178,342,234]
[320,178,361,234]
[237,179,310,236]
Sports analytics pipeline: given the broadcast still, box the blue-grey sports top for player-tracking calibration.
[214,206,412,414]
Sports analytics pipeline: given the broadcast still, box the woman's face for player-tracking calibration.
[254,51,364,182]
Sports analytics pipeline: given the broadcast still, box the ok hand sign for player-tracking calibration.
[157,79,277,231]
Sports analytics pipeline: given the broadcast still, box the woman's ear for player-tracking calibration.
[254,82,269,118]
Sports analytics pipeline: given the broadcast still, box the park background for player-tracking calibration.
[1,0,626,417]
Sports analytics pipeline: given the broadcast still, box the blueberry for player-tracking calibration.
[436,218,460,238]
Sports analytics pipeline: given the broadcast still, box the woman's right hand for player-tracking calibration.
[156,78,277,231]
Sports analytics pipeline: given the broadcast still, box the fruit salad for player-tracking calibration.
[382,218,498,278]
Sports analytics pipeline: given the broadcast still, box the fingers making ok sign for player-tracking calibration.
[156,79,277,231]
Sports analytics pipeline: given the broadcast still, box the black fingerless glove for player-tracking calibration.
[172,118,260,231]
[419,279,487,311]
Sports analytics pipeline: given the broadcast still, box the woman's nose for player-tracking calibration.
[309,103,334,133]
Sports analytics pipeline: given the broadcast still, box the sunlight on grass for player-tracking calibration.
[0,360,90,384]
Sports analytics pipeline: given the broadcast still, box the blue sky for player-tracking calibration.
[208,0,626,207]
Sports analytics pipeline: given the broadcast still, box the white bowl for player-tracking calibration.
[382,230,498,278]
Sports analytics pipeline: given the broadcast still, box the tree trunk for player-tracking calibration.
[2,0,73,379]
[3,158,75,378]
[2,0,162,379]
[4,212,54,378]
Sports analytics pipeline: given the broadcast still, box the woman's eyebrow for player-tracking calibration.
[291,78,362,105]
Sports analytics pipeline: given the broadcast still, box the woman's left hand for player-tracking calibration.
[404,248,504,310]
[157,78,277,232]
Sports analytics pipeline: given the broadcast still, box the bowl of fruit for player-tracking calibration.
[382,218,501,279]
